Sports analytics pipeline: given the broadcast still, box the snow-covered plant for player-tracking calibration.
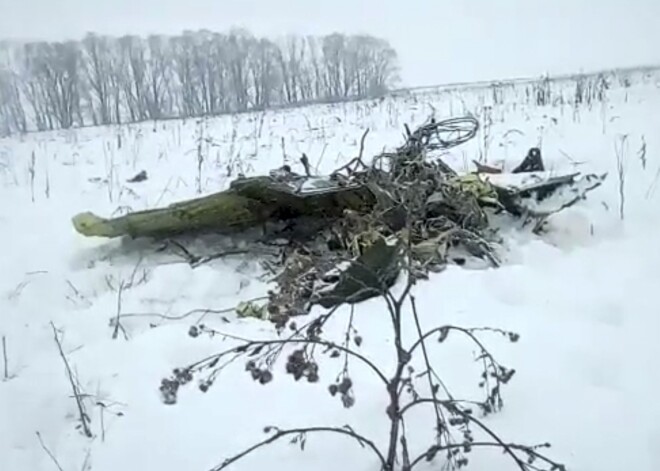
[159,258,565,471]
[615,134,629,220]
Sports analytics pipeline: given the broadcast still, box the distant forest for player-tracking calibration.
[0,29,400,135]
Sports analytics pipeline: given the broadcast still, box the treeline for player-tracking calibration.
[0,29,399,135]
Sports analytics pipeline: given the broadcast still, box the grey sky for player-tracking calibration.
[1,0,658,87]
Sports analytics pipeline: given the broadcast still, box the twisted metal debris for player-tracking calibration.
[261,115,604,326]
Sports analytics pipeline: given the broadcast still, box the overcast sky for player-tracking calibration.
[0,0,658,87]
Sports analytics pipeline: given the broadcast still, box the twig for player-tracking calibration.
[405,398,527,471]
[111,257,148,340]
[36,432,65,471]
[191,249,250,268]
[281,137,287,165]
[341,305,355,374]
[409,296,449,442]
[314,143,329,173]
[188,336,389,387]
[126,256,147,288]
[80,448,92,471]
[2,335,8,380]
[114,296,268,324]
[29,150,36,203]
[99,403,106,442]
[357,128,370,162]
[208,426,386,471]
[50,322,93,437]
[409,324,515,358]
[638,136,647,170]
[645,164,660,200]
[399,418,412,470]
[409,439,563,470]
[112,282,128,340]
[402,396,563,470]
[166,239,250,268]
[407,324,516,412]
[558,149,586,167]
[196,119,205,194]
[614,134,628,221]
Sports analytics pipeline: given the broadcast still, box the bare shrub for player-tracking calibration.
[160,260,564,471]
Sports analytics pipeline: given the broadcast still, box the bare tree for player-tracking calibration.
[21,41,84,129]
[321,33,346,99]
[118,35,148,122]
[194,30,230,116]
[144,35,172,120]
[1,29,400,130]
[82,33,116,125]
[365,36,400,96]
[171,32,198,117]
[0,41,27,135]
[21,42,52,130]
[276,35,309,104]
[0,67,27,135]
[225,29,253,111]
[250,38,280,109]
[306,36,324,100]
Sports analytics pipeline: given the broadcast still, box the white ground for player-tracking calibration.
[2,75,660,471]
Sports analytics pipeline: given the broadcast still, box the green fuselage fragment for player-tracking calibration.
[72,190,265,238]
[71,176,376,239]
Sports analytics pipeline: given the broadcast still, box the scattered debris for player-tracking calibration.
[127,170,148,183]
[71,116,607,324]
[235,301,268,320]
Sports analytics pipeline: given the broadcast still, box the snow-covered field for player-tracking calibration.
[2,72,660,471]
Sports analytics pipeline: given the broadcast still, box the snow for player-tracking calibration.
[2,74,660,471]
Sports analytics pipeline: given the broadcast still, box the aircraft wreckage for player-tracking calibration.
[72,116,606,325]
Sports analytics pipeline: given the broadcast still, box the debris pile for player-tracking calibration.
[256,118,606,325]
[71,116,607,325]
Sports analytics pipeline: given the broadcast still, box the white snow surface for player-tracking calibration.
[2,78,660,471]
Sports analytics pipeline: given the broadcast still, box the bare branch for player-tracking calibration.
[112,281,128,340]
[403,398,563,471]
[36,432,65,471]
[166,239,251,267]
[113,296,268,324]
[410,440,563,470]
[2,335,8,380]
[50,322,93,437]
[208,426,387,471]
[187,335,389,387]
[358,128,370,162]
[409,295,449,443]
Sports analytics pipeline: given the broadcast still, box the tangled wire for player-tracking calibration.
[399,116,480,154]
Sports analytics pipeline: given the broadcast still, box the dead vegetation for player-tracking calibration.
[161,261,567,471]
